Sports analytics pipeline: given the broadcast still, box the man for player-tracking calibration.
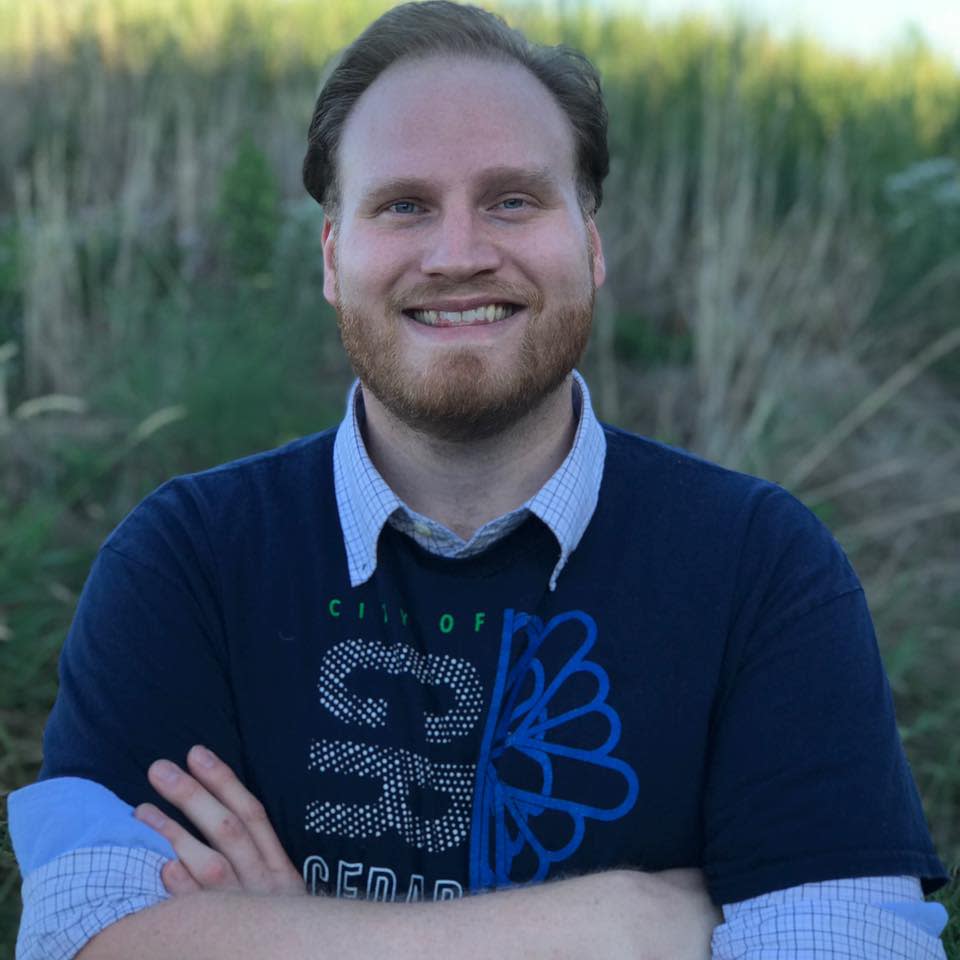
[9,2,950,958]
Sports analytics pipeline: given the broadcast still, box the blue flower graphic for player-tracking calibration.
[469,609,639,889]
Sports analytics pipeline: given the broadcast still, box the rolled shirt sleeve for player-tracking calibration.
[712,875,949,959]
[10,778,175,960]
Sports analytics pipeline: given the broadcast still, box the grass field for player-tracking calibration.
[0,0,958,953]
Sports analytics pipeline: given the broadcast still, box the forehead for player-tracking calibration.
[337,55,578,201]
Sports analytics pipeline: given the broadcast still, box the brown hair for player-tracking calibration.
[302,1,608,219]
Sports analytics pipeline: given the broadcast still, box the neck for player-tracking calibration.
[359,379,578,540]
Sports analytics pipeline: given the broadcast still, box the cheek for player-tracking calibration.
[338,236,412,301]
[536,239,593,289]
[521,218,592,278]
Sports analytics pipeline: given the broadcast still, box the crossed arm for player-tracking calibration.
[75,745,720,960]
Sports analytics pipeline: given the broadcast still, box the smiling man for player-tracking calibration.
[9,3,950,959]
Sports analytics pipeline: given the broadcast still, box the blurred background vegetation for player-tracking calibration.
[0,0,958,953]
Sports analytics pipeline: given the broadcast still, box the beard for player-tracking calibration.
[335,271,595,443]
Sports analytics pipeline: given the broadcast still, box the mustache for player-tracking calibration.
[387,279,544,313]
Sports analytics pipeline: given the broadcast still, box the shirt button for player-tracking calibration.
[413,523,433,537]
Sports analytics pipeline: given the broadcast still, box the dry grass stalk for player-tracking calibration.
[785,324,960,489]
[14,144,84,397]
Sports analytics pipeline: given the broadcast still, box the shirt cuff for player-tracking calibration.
[16,845,170,960]
[712,897,949,959]
[9,777,175,873]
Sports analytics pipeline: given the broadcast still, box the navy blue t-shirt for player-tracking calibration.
[40,426,947,904]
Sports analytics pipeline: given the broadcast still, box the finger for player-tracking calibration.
[185,745,299,881]
[147,759,268,886]
[160,857,202,896]
[136,785,248,891]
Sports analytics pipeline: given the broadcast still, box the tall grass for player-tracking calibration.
[1,0,958,953]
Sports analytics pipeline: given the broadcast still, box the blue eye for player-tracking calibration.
[388,201,422,215]
[500,197,527,210]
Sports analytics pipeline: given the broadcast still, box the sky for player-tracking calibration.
[611,0,960,65]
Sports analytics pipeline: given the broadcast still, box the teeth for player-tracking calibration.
[409,304,516,326]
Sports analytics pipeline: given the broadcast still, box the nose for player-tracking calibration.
[419,208,502,280]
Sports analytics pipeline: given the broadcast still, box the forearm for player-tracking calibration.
[77,869,718,960]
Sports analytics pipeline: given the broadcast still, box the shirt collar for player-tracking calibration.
[333,370,606,591]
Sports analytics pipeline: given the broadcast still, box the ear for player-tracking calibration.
[321,216,337,307]
[587,217,606,288]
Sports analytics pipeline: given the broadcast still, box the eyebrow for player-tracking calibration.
[358,165,562,207]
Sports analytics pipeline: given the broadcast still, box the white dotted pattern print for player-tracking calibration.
[316,637,483,743]
[307,739,475,853]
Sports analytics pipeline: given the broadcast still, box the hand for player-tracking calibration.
[134,744,306,898]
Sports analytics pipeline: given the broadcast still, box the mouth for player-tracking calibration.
[403,303,523,327]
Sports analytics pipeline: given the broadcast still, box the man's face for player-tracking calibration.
[321,54,606,441]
